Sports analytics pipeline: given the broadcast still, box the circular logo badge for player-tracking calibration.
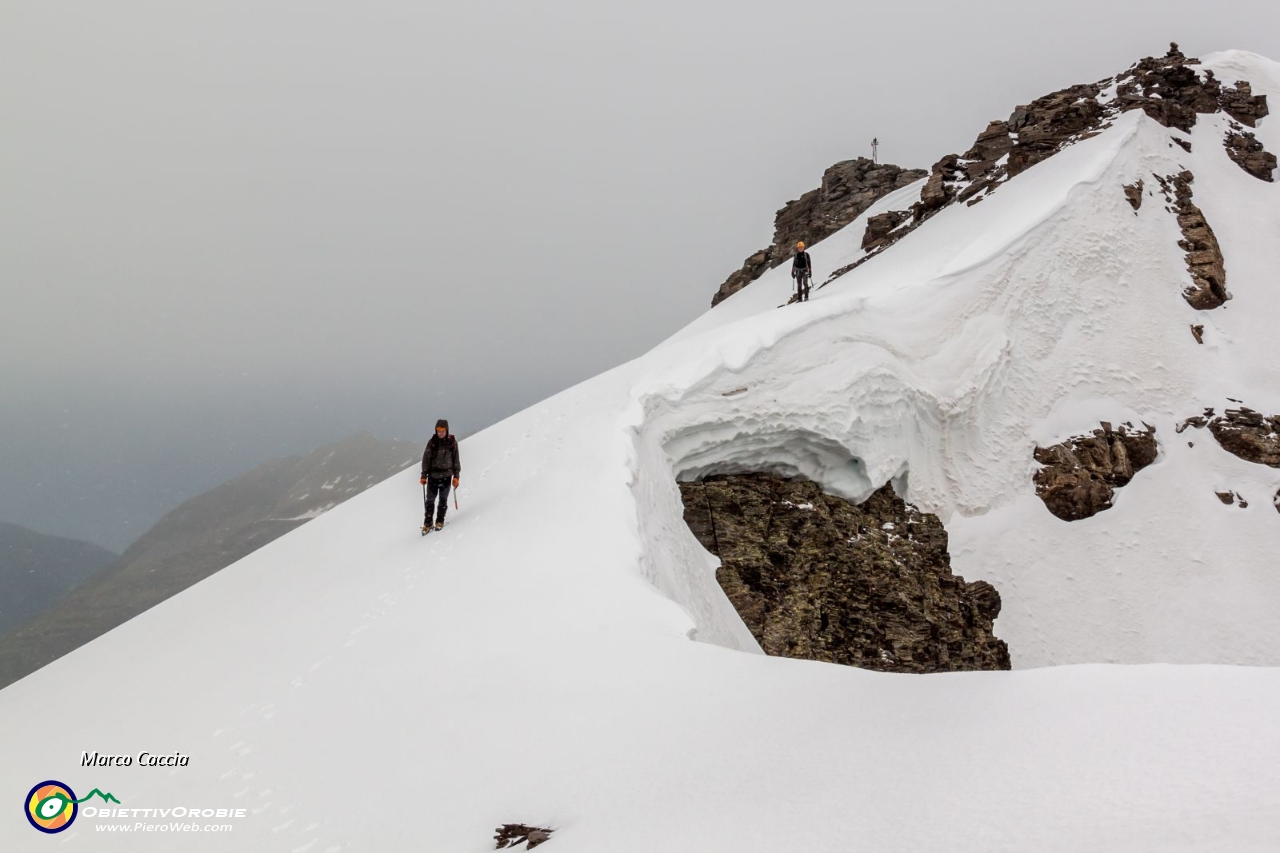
[25,781,78,833]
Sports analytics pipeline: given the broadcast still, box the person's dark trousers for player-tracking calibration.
[797,272,811,301]
[426,476,452,525]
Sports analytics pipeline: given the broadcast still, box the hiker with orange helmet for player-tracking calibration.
[791,241,814,302]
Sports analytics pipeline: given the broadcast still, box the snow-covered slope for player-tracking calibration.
[0,432,422,690]
[2,50,1279,852]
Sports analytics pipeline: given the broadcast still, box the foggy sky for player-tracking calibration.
[3,0,1278,550]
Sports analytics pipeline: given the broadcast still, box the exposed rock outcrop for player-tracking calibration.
[495,824,553,850]
[1215,490,1249,508]
[1220,79,1270,126]
[679,474,1009,673]
[773,159,925,256]
[912,154,969,221]
[1176,407,1217,433]
[1124,178,1145,211]
[1033,422,1158,521]
[1005,87,1106,178]
[860,209,911,252]
[967,120,1017,175]
[715,250,774,309]
[1155,171,1229,309]
[1224,128,1277,181]
[710,159,925,306]
[1208,407,1280,467]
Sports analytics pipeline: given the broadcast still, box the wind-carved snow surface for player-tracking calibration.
[2,50,1279,853]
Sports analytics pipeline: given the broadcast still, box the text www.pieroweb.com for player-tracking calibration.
[95,821,234,833]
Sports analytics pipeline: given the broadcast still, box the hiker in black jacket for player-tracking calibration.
[792,241,814,302]
[419,419,460,531]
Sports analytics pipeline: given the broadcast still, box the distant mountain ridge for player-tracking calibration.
[0,431,421,688]
[0,523,117,637]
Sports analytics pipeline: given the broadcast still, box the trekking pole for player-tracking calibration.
[453,485,459,510]
[422,481,429,518]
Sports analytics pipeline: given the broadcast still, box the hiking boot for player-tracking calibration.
[435,521,444,530]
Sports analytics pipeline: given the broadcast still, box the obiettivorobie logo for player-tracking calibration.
[24,781,120,833]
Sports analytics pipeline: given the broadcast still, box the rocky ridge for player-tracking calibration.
[1154,171,1230,309]
[710,158,925,306]
[679,474,1009,673]
[823,44,1271,290]
[1032,422,1159,521]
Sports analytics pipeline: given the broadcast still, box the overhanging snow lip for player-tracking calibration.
[664,420,881,505]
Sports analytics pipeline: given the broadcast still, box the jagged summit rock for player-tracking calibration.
[829,44,1274,285]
